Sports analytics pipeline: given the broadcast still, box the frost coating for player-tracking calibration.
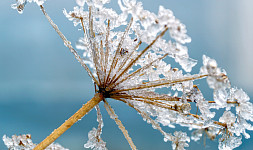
[171,131,190,150]
[218,134,242,150]
[84,128,107,150]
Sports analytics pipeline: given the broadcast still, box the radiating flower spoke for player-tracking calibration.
[104,100,137,150]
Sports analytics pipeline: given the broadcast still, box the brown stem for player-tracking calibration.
[111,74,208,94]
[33,93,104,150]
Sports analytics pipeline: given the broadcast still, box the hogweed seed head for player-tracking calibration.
[7,0,253,150]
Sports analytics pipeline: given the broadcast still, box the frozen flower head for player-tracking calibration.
[219,111,236,126]
[9,0,253,150]
[11,0,46,14]
[3,134,68,150]
[200,55,230,90]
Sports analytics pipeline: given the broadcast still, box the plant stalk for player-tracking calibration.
[33,93,104,150]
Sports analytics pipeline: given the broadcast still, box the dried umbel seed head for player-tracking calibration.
[9,0,252,150]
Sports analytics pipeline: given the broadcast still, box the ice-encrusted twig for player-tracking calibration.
[104,100,137,150]
[39,5,99,86]
[84,105,107,150]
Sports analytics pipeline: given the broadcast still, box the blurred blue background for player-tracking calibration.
[1,0,253,149]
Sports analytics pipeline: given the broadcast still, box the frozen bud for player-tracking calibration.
[201,55,230,90]
[63,7,87,26]
[234,89,250,104]
[34,0,46,5]
[236,102,253,121]
[3,134,35,149]
[84,128,107,150]
[180,103,191,114]
[174,43,197,72]
[11,0,27,14]
[200,55,219,75]
[11,0,47,14]
[172,131,190,150]
[206,59,217,75]
[213,89,228,107]
[207,75,230,90]
[76,0,85,6]
[172,68,179,72]
[169,20,191,44]
[219,111,236,125]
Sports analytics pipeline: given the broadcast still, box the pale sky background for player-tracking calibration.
[0,0,253,150]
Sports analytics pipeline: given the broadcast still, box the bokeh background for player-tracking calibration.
[1,0,253,149]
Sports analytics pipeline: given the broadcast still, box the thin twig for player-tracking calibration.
[88,7,103,85]
[114,98,170,139]
[94,105,104,143]
[104,20,110,87]
[104,100,137,150]
[105,18,134,85]
[111,74,208,94]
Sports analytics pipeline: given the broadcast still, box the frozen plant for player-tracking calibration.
[7,0,253,150]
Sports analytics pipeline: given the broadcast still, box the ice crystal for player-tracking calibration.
[9,0,253,149]
[200,55,230,90]
[219,111,236,126]
[3,134,68,150]
[84,128,107,150]
[218,134,242,150]
[171,131,190,150]
[191,127,217,142]
[84,106,107,150]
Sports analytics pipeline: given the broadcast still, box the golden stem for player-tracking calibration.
[112,93,181,102]
[33,93,104,150]
[208,101,238,104]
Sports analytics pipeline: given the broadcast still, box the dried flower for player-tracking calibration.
[7,0,253,150]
